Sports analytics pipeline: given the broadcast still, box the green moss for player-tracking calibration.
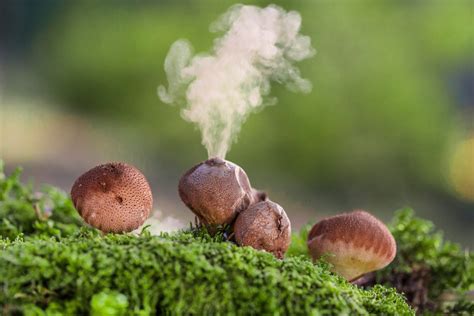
[286,222,311,259]
[375,208,474,313]
[0,162,84,241]
[1,161,472,314]
[1,230,413,315]
[0,162,415,315]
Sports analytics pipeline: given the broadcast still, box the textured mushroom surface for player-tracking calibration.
[71,162,153,233]
[307,210,396,281]
[178,158,254,227]
[234,200,291,259]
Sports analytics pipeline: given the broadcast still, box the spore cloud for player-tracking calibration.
[158,4,314,159]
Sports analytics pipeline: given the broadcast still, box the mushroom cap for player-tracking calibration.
[307,210,396,281]
[234,200,291,259]
[178,158,253,227]
[71,162,153,233]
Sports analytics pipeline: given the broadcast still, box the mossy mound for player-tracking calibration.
[1,162,472,315]
[0,163,414,315]
[0,230,412,315]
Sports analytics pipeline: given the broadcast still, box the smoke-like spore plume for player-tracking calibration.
[158,4,315,159]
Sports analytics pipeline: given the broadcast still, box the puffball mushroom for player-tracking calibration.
[307,210,396,281]
[234,200,291,259]
[71,162,153,233]
[178,158,255,227]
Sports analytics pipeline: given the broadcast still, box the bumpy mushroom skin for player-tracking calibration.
[179,158,254,227]
[307,210,396,281]
[71,162,153,233]
[234,200,291,259]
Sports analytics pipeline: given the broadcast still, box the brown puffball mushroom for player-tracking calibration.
[307,210,396,281]
[234,200,291,259]
[178,157,255,227]
[71,162,153,233]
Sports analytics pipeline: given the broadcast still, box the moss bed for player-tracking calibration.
[0,163,472,315]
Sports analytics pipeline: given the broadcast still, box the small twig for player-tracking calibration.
[226,232,235,241]
[351,272,376,286]
[34,203,49,221]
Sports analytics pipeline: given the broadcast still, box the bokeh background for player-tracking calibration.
[1,0,472,246]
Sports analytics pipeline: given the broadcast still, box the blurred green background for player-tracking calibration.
[0,0,472,245]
